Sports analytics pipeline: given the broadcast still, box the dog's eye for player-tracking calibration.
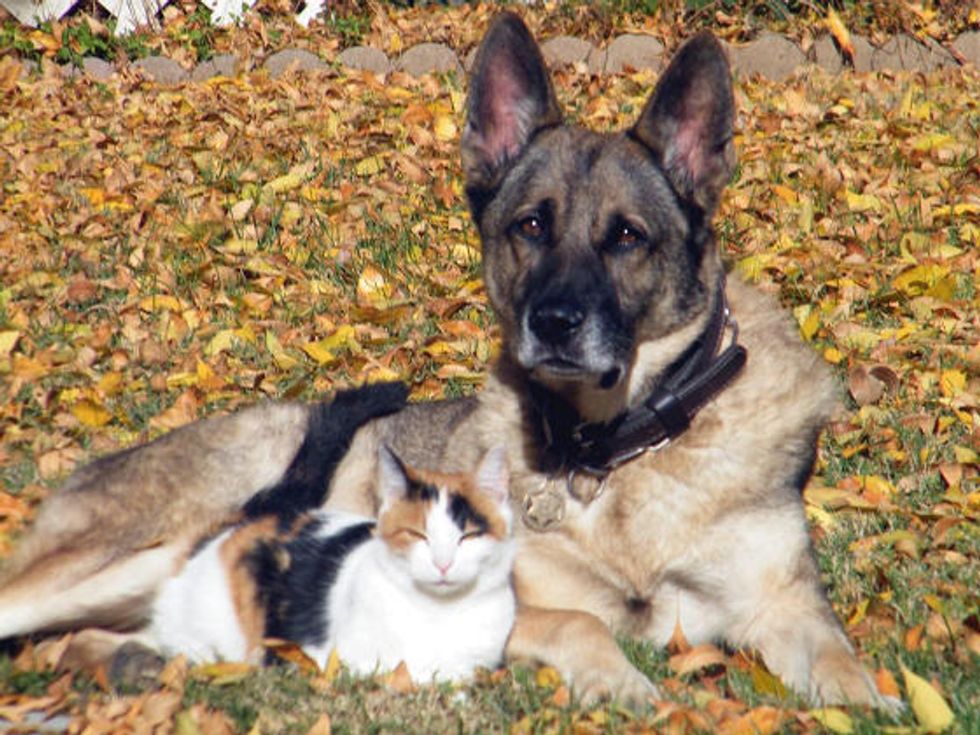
[514,213,547,243]
[608,222,646,253]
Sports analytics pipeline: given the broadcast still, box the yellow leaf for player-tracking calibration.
[810,708,853,734]
[952,445,978,464]
[205,329,241,356]
[771,184,798,204]
[433,115,457,142]
[264,172,303,194]
[221,237,258,255]
[354,155,384,177]
[901,665,954,732]
[535,666,562,689]
[939,369,965,398]
[844,190,881,213]
[863,475,896,496]
[71,399,112,427]
[824,346,844,364]
[139,295,184,312]
[800,310,820,341]
[893,264,951,297]
[0,330,20,358]
[735,253,774,281]
[910,133,955,152]
[265,331,299,370]
[191,661,254,684]
[356,265,392,307]
[323,649,341,685]
[319,325,359,352]
[423,340,457,357]
[97,371,124,396]
[79,187,106,207]
[301,340,337,365]
[750,661,788,699]
[362,366,401,383]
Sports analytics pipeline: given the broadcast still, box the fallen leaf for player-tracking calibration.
[901,665,954,732]
[668,643,727,676]
[383,660,415,693]
[307,713,332,735]
[810,708,854,734]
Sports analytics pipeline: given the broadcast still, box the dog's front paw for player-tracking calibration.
[812,648,902,714]
[572,661,658,709]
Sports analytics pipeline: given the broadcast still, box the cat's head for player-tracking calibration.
[376,445,513,596]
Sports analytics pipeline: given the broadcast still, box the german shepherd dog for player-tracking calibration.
[0,13,891,709]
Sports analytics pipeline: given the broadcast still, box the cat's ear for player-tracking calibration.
[377,445,409,505]
[475,445,509,504]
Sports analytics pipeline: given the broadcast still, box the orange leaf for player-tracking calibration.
[668,643,727,676]
[383,661,415,693]
[876,667,901,698]
[825,7,854,61]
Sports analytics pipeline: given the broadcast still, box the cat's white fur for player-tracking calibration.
[149,447,516,682]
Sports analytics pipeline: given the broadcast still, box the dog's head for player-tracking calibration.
[463,13,735,419]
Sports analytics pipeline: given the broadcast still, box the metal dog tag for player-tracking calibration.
[521,481,566,532]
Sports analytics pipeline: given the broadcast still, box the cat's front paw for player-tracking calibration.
[573,661,658,709]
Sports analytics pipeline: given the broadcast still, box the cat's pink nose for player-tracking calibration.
[435,561,451,576]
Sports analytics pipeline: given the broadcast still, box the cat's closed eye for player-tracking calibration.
[398,528,427,541]
[460,530,484,541]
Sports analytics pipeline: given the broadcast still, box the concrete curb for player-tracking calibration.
[15,29,980,83]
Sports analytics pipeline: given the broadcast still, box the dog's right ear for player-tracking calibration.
[462,12,562,195]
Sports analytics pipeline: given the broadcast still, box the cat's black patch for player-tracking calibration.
[243,382,408,522]
[405,478,438,503]
[248,518,374,652]
[448,493,489,534]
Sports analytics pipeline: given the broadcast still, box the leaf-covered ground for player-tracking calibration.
[0,5,978,734]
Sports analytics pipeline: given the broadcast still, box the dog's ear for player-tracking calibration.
[631,33,735,216]
[462,12,562,194]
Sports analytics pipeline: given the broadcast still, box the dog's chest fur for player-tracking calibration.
[454,278,838,639]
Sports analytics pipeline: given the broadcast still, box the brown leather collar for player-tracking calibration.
[531,281,747,482]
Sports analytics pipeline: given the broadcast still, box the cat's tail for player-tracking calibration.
[0,382,408,640]
[242,381,409,521]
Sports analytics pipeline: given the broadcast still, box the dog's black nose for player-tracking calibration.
[530,301,585,344]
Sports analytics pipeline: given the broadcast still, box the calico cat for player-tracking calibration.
[147,445,515,683]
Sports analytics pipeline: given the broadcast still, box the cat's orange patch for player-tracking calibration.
[377,499,427,553]
[405,465,509,540]
[219,517,280,660]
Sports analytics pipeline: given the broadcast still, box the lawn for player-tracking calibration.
[0,3,977,733]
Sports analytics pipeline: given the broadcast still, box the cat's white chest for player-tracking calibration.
[310,543,515,682]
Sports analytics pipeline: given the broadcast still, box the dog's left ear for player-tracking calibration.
[462,12,562,195]
[631,33,735,216]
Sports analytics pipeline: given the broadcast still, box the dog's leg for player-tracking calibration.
[733,550,897,709]
[0,541,188,639]
[506,604,657,707]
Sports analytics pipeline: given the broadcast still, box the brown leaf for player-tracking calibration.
[668,643,727,676]
[382,661,416,693]
[666,617,691,655]
[848,363,898,406]
[265,638,320,674]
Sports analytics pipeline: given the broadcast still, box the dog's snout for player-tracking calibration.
[529,301,585,344]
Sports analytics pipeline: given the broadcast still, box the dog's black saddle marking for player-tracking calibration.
[533,280,747,480]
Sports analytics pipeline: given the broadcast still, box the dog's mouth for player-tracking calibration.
[533,360,624,390]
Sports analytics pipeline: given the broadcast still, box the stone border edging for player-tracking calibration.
[15,29,980,84]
